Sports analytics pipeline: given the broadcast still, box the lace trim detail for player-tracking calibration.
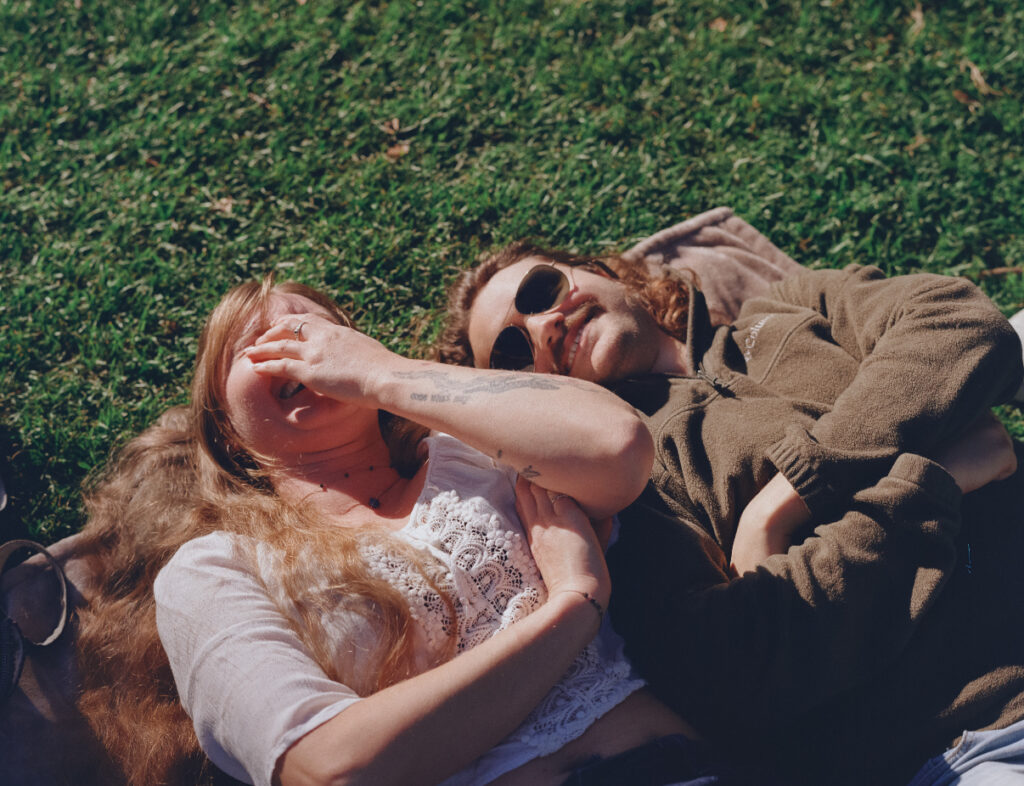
[358,538,457,655]
[258,465,642,758]
[517,642,642,753]
[386,486,642,755]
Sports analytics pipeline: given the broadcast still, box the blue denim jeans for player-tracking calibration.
[907,717,1024,785]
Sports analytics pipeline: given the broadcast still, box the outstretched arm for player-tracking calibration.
[245,315,653,518]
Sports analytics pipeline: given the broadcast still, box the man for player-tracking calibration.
[437,239,1024,785]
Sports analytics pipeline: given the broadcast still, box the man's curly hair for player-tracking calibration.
[435,240,693,370]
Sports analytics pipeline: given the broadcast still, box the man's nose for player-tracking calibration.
[523,310,565,373]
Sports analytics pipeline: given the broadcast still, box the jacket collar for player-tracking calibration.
[685,283,715,374]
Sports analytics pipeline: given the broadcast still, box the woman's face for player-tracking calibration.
[219,292,364,461]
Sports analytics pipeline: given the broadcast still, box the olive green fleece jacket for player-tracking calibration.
[607,264,1024,785]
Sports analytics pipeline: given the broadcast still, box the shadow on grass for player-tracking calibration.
[0,424,83,546]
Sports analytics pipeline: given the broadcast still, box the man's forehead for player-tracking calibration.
[490,257,552,287]
[474,259,535,311]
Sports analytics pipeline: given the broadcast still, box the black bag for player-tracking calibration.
[0,538,104,785]
[0,540,69,704]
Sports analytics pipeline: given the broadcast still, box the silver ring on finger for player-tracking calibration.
[548,492,569,504]
[292,322,306,339]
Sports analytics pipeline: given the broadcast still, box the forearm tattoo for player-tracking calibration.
[396,369,589,405]
[395,369,597,482]
[497,450,540,479]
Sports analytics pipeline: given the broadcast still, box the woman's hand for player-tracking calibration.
[244,313,399,407]
[247,312,653,521]
[932,411,1017,494]
[514,478,611,611]
[277,479,617,786]
[730,473,811,576]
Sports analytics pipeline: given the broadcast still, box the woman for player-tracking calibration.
[143,275,782,786]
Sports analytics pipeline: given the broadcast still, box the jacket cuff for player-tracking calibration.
[886,453,962,511]
[767,430,834,516]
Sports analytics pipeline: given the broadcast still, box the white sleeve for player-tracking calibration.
[154,533,361,786]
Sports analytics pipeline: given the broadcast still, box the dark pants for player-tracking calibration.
[561,734,776,786]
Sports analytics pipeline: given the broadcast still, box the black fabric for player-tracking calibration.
[0,613,25,705]
[0,539,69,647]
[561,734,776,786]
[0,539,69,707]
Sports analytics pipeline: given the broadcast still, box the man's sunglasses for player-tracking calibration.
[488,265,571,371]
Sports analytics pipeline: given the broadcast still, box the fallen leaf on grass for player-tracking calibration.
[905,135,929,155]
[909,4,925,37]
[385,142,410,162]
[210,197,234,215]
[952,89,981,112]
[709,18,728,33]
[961,59,1001,96]
[978,267,1024,279]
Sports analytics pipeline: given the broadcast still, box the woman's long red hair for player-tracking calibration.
[75,278,449,784]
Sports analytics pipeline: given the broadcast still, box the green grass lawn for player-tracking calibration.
[2,0,1022,543]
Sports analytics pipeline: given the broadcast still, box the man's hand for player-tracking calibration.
[933,412,1017,495]
[730,472,811,576]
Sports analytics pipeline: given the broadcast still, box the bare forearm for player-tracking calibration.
[730,473,811,575]
[244,318,653,516]
[277,592,601,786]
[374,360,653,516]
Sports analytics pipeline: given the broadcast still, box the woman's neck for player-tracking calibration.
[271,437,423,528]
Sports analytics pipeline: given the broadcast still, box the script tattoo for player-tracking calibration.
[395,369,589,403]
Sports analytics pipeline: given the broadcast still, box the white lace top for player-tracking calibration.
[154,434,644,786]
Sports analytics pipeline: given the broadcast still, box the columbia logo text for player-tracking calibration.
[743,316,772,361]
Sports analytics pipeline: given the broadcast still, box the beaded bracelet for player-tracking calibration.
[567,589,605,620]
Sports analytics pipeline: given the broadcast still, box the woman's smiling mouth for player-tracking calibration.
[561,302,599,374]
[566,328,583,372]
[280,380,305,399]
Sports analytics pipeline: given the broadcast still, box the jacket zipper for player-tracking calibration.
[696,364,732,396]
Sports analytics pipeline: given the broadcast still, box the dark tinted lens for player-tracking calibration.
[489,326,534,371]
[515,265,569,315]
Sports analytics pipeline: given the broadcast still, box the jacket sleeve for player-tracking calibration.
[607,453,962,735]
[763,265,1023,515]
